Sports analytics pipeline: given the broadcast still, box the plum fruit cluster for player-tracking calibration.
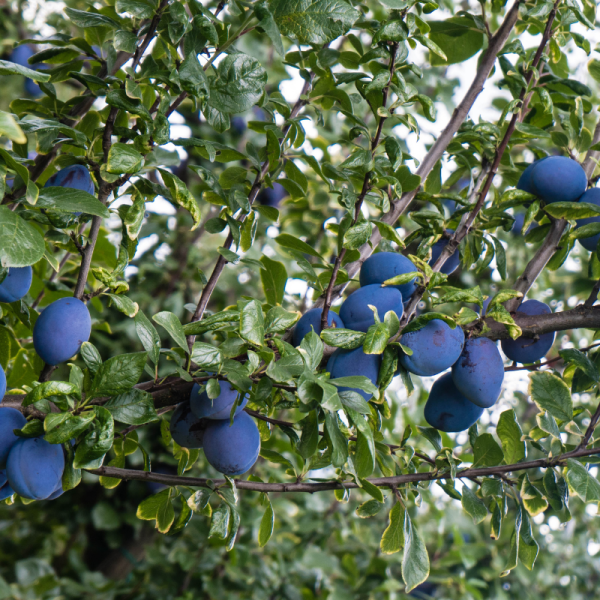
[0,397,64,502]
[170,380,260,476]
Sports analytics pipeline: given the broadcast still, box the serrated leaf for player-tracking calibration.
[529,371,573,422]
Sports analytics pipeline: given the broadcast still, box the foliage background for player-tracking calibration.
[1,0,600,598]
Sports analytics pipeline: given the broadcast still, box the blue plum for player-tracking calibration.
[9,45,42,97]
[0,364,5,401]
[501,299,555,364]
[360,252,418,300]
[44,164,95,196]
[0,470,14,502]
[257,182,288,207]
[170,403,207,448]
[190,380,247,420]
[451,338,504,408]
[429,232,460,275]
[0,267,33,303]
[231,116,247,136]
[6,437,65,500]
[529,156,587,204]
[292,307,344,347]
[576,188,600,251]
[33,297,91,365]
[203,411,260,476]
[517,158,549,195]
[424,373,484,432]
[327,346,381,401]
[339,284,403,332]
[46,481,64,500]
[399,319,464,377]
[0,407,27,468]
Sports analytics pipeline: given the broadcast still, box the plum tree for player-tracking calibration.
[0,407,26,468]
[527,156,587,204]
[170,402,207,448]
[327,346,381,401]
[398,319,464,377]
[501,300,556,364]
[292,307,344,347]
[202,412,260,476]
[6,437,64,500]
[190,380,247,420]
[576,188,600,251]
[339,284,404,332]
[424,373,484,433]
[451,338,504,408]
[359,252,418,300]
[33,297,91,365]
[429,233,460,274]
[43,164,95,195]
[0,267,33,303]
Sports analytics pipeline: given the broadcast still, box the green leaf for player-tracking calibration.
[356,499,384,518]
[106,143,144,175]
[402,512,430,592]
[157,169,201,229]
[496,409,526,464]
[401,312,456,334]
[0,59,51,82]
[566,458,600,503]
[152,311,189,354]
[73,406,114,469]
[260,256,287,305]
[559,348,600,381]
[65,7,120,28]
[545,201,600,220]
[265,306,299,334]
[297,410,319,459]
[472,433,504,467]
[0,111,26,144]
[275,233,324,259]
[320,328,365,349]
[343,221,372,250]
[324,412,348,468]
[115,0,155,18]
[529,371,573,422]
[258,500,275,547]
[36,187,108,218]
[428,17,484,66]
[104,389,159,425]
[380,502,405,554]
[106,90,151,121]
[501,506,522,577]
[208,503,230,539]
[255,1,284,56]
[269,0,359,45]
[461,483,488,524]
[44,410,96,444]
[23,381,80,407]
[330,376,378,396]
[0,206,45,267]
[134,311,161,366]
[179,54,210,98]
[92,352,148,397]
[191,343,221,369]
[239,299,265,346]
[104,293,139,318]
[208,53,267,114]
[137,489,171,521]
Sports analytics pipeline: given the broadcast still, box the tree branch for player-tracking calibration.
[87,444,600,494]
[330,0,524,293]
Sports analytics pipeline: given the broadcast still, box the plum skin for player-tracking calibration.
[424,373,484,432]
[6,437,65,500]
[360,252,418,300]
[399,319,465,377]
[44,164,95,196]
[0,267,33,303]
[501,299,555,364]
[170,403,208,448]
[0,364,5,401]
[0,407,27,468]
[576,188,600,251]
[190,380,247,420]
[0,469,14,501]
[33,297,92,365]
[529,156,587,204]
[327,346,381,401]
[292,307,344,347]
[340,284,404,332]
[517,158,549,195]
[202,412,260,476]
[452,337,504,408]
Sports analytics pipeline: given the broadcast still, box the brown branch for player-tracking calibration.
[73,214,104,300]
[331,0,524,292]
[87,444,600,494]
[585,279,600,308]
[184,74,315,350]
